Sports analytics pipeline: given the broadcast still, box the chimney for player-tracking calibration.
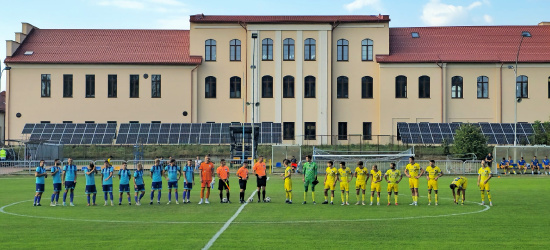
[538,22,550,25]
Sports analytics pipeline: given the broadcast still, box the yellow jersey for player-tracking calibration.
[355,167,368,182]
[326,167,337,182]
[385,169,401,184]
[406,163,421,178]
[478,167,492,182]
[284,166,292,179]
[452,176,467,188]
[426,166,442,180]
[338,167,352,182]
[370,169,382,183]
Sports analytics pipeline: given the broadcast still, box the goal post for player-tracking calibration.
[271,145,302,174]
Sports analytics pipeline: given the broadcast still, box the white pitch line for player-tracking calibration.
[202,177,269,250]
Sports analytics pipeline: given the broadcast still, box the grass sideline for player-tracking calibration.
[1,174,549,249]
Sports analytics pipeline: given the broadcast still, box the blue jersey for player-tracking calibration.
[165,165,180,182]
[50,166,62,184]
[35,166,46,184]
[134,170,144,185]
[85,169,96,185]
[63,165,77,182]
[532,159,539,166]
[101,166,114,185]
[508,160,514,165]
[150,165,163,182]
[118,169,131,185]
[500,160,508,166]
[518,160,526,166]
[543,159,550,166]
[183,165,194,183]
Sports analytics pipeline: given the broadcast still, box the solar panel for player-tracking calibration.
[22,124,35,134]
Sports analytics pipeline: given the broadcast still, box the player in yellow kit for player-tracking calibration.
[478,160,493,206]
[338,162,353,205]
[405,156,424,206]
[322,161,337,205]
[385,163,402,206]
[425,160,443,206]
[370,165,382,206]
[354,161,369,205]
[283,159,293,204]
[450,176,468,205]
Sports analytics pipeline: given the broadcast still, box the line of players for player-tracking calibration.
[493,155,550,175]
[283,155,493,206]
[32,155,269,206]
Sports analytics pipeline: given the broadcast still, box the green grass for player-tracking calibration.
[1,174,549,249]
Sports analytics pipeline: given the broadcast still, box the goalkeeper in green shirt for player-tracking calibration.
[302,155,318,204]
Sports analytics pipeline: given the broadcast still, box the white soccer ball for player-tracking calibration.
[222,198,228,203]
[247,198,254,203]
[265,197,271,203]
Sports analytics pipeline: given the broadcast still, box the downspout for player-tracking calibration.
[330,21,339,144]
[190,64,200,123]
[499,62,504,123]
[436,61,444,122]
[240,22,248,122]
[5,63,9,142]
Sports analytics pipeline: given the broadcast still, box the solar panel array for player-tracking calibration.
[398,123,538,145]
[21,123,117,144]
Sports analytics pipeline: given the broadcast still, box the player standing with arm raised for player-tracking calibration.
[338,162,353,206]
[426,160,443,206]
[133,163,145,205]
[150,159,164,205]
[85,163,97,206]
[369,165,382,206]
[118,162,132,205]
[101,160,114,206]
[199,155,214,204]
[478,160,493,206]
[253,156,267,203]
[322,161,337,205]
[33,160,48,206]
[404,156,424,206]
[302,155,318,205]
[354,161,368,205]
[236,162,249,203]
[183,159,195,203]
[385,163,402,206]
[165,159,181,205]
[217,159,231,203]
[50,160,62,206]
[62,158,77,207]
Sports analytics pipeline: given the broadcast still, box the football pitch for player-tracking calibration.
[1,174,550,249]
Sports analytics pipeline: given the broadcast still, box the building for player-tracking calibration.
[4,15,550,145]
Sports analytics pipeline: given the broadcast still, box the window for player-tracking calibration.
[151,74,161,98]
[362,39,373,61]
[516,75,528,98]
[363,122,372,140]
[262,38,273,61]
[395,75,407,98]
[41,74,50,97]
[283,38,295,61]
[85,75,95,98]
[108,75,117,98]
[304,38,316,61]
[304,76,316,98]
[283,122,295,140]
[262,75,273,98]
[85,121,95,124]
[205,76,216,98]
[230,39,241,61]
[129,121,139,124]
[107,121,117,124]
[305,122,316,140]
[205,39,216,61]
[63,121,73,124]
[477,76,489,98]
[337,39,349,61]
[337,76,349,98]
[338,122,347,140]
[451,76,463,98]
[230,76,241,98]
[40,121,50,124]
[283,75,294,98]
[151,121,161,123]
[63,74,73,98]
[362,76,373,99]
[130,75,139,98]
[419,75,430,98]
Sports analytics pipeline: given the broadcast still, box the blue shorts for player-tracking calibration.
[36,184,45,192]
[102,184,113,192]
[152,181,162,190]
[53,183,62,192]
[183,182,193,190]
[135,184,145,192]
[119,184,130,193]
[64,181,76,190]
[168,181,178,189]
[85,185,97,194]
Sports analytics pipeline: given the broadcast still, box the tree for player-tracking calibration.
[453,123,488,159]
[530,120,550,145]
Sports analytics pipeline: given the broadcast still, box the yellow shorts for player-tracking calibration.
[324,181,335,191]
[355,180,366,190]
[427,179,438,190]
[340,182,349,192]
[370,183,381,192]
[284,180,292,191]
[479,182,489,191]
[519,165,525,169]
[408,178,419,189]
[387,183,399,193]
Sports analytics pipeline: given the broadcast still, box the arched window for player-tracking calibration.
[304,38,316,61]
[337,76,349,98]
[451,76,463,98]
[337,39,349,61]
[262,75,273,98]
[229,76,241,98]
[304,76,316,98]
[262,38,273,61]
[362,39,373,61]
[205,39,216,61]
[419,75,430,98]
[283,38,295,61]
[395,75,407,98]
[283,75,295,98]
[229,39,241,61]
[362,76,373,99]
[205,76,216,98]
[516,75,528,98]
[477,76,489,98]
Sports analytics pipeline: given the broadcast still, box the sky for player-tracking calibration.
[1,0,549,91]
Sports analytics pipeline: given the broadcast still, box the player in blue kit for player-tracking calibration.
[49,159,62,206]
[531,156,540,175]
[543,156,550,175]
[165,159,181,204]
[518,157,527,175]
[182,159,195,203]
[85,163,98,206]
[62,158,78,206]
[134,163,146,205]
[101,160,114,206]
[150,159,164,205]
[33,160,48,206]
[118,162,132,205]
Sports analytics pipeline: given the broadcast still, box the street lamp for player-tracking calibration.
[512,31,531,146]
[250,33,258,162]
[0,66,12,89]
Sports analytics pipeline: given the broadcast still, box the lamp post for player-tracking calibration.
[512,31,531,147]
[0,66,12,90]
[250,33,258,161]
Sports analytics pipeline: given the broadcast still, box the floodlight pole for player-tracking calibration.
[251,33,258,162]
[0,66,12,91]
[513,32,531,147]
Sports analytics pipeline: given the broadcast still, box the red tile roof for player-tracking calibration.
[190,14,390,24]
[4,29,202,65]
[377,26,550,63]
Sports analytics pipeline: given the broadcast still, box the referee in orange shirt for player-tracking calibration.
[216,159,231,203]
[253,156,267,202]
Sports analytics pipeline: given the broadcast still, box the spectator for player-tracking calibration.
[485,153,493,168]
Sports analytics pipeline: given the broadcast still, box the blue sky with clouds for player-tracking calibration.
[1,0,549,90]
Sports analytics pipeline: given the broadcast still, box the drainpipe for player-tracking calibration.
[190,64,199,123]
